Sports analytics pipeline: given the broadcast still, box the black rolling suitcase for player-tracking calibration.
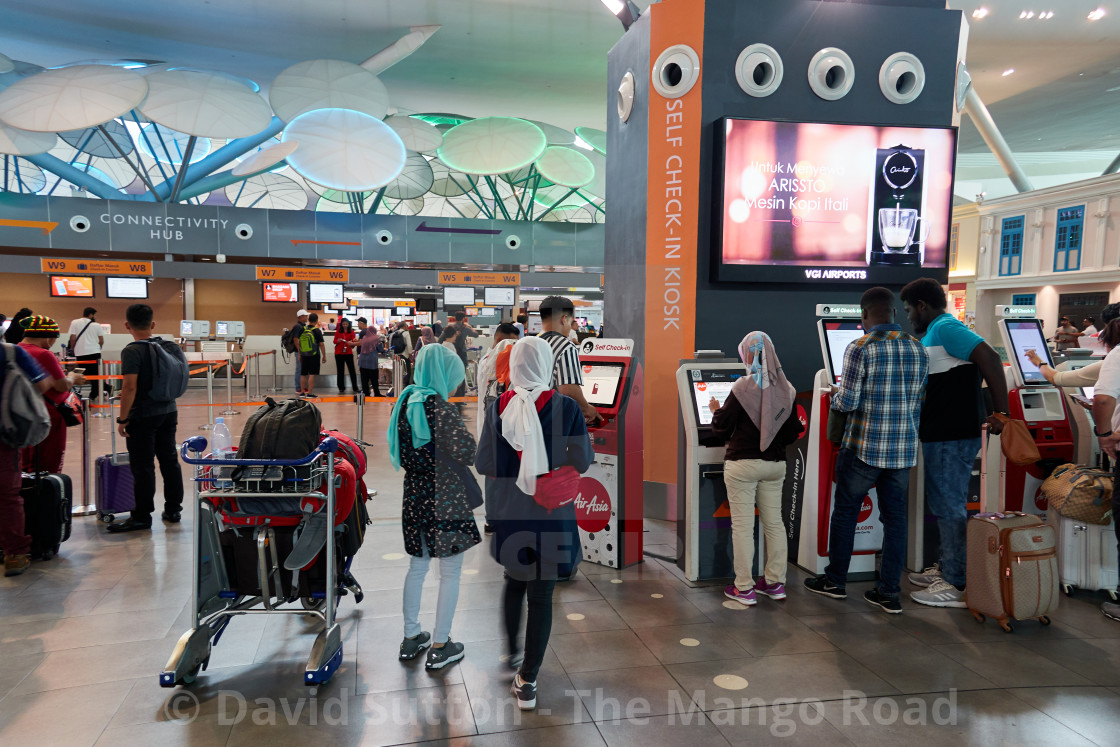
[21,471,72,560]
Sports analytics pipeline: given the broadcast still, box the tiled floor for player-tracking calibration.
[3,391,1120,745]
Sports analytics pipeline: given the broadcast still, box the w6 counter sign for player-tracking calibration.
[574,477,612,534]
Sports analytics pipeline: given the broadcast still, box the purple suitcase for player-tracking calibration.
[95,453,134,523]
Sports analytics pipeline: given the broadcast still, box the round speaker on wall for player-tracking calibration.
[651,44,701,99]
[735,44,783,98]
[808,47,855,101]
[879,52,925,105]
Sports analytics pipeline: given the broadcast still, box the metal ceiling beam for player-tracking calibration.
[962,86,1035,193]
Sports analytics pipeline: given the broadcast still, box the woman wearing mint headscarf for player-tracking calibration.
[709,331,802,607]
[388,343,480,671]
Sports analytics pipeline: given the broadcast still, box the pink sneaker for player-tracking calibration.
[755,579,787,600]
[724,585,757,606]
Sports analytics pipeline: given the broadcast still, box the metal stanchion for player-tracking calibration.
[255,353,264,401]
[91,359,109,418]
[200,364,215,431]
[266,350,281,393]
[74,396,96,516]
[243,353,252,401]
[222,358,240,416]
[355,392,364,443]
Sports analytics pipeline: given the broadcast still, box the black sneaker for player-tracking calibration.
[399,631,431,661]
[484,523,494,535]
[864,588,902,615]
[511,673,537,710]
[425,639,465,670]
[503,650,524,677]
[804,575,847,599]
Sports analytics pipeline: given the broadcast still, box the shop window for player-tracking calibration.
[1011,293,1036,306]
[949,223,959,272]
[1053,205,1085,272]
[999,216,1024,276]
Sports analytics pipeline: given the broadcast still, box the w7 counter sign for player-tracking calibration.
[574,477,612,534]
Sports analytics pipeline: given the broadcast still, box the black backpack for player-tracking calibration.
[281,324,301,355]
[137,338,189,402]
[237,397,322,460]
[389,331,407,356]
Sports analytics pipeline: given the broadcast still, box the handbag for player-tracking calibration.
[428,444,484,510]
[54,392,83,428]
[990,413,1041,466]
[1040,463,1113,525]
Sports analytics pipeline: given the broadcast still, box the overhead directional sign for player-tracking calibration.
[3,219,58,235]
[41,258,151,275]
[255,266,349,282]
[438,271,519,286]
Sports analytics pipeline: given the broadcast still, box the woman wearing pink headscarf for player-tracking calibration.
[709,331,802,606]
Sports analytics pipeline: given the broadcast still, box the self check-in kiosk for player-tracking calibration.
[997,306,1075,515]
[797,305,883,579]
[675,353,768,581]
[576,338,643,568]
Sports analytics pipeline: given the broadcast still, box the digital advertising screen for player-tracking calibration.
[50,275,94,298]
[688,369,743,427]
[716,118,957,285]
[579,363,625,408]
[819,320,865,384]
[484,287,516,306]
[307,283,344,305]
[1004,320,1053,385]
[262,282,299,303]
[443,287,476,306]
[105,276,148,299]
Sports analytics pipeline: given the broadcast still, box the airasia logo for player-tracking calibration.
[858,495,874,523]
[796,404,808,438]
[574,477,612,534]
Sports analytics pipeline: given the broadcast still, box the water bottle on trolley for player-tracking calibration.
[211,417,234,489]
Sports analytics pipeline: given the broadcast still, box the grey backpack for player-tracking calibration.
[0,343,51,448]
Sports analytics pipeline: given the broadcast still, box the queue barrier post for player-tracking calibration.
[74,396,96,516]
[90,359,110,418]
[266,350,281,393]
[222,357,240,416]
[200,364,215,431]
[355,392,364,443]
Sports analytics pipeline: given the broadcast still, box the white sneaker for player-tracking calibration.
[910,578,966,608]
[908,563,941,588]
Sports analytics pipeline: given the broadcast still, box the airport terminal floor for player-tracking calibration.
[1,392,1119,746]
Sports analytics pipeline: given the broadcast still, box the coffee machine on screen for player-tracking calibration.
[868,144,928,267]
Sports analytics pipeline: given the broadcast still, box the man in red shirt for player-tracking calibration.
[17,316,85,473]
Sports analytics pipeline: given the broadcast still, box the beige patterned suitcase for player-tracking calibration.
[966,511,1059,632]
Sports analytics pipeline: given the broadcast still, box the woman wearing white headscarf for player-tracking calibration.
[475,336,594,711]
[709,331,802,607]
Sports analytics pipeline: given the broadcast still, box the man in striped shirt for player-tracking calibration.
[805,287,928,614]
[538,296,602,425]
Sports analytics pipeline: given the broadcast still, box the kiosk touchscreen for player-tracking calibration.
[819,320,865,384]
[214,321,245,340]
[575,339,643,569]
[180,320,210,340]
[996,309,1073,515]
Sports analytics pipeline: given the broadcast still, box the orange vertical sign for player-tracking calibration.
[644,0,704,485]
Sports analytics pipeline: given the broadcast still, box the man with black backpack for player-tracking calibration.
[108,304,190,533]
[281,309,310,393]
[388,321,413,387]
[298,312,327,398]
[0,341,51,576]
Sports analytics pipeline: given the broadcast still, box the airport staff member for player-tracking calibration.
[901,278,1008,609]
[67,307,106,400]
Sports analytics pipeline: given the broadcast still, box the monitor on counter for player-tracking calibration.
[262,282,299,303]
[105,276,148,299]
[578,363,625,409]
[688,368,743,428]
[50,275,94,298]
[1000,318,1054,386]
[818,319,865,384]
[484,287,516,306]
[308,283,344,305]
[443,287,475,306]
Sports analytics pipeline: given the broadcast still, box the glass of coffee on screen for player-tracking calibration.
[878,207,926,253]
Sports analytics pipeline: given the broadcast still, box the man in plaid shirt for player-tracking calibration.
[805,287,928,614]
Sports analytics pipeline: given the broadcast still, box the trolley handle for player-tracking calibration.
[180,436,339,466]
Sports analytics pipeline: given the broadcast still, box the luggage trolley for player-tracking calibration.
[160,436,362,688]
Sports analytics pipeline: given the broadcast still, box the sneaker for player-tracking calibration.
[399,631,431,661]
[804,575,847,599]
[908,563,942,588]
[723,584,757,606]
[3,554,30,577]
[1102,601,1120,622]
[500,651,524,676]
[511,673,537,710]
[484,523,494,535]
[755,579,787,600]
[425,639,465,670]
[864,588,903,615]
[910,578,967,608]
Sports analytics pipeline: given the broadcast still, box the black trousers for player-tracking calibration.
[335,354,358,392]
[503,576,558,682]
[125,411,183,520]
[360,367,382,397]
[78,353,104,400]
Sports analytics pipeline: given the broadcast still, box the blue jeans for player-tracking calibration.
[294,356,301,391]
[922,438,981,588]
[402,539,465,644]
[825,448,910,598]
